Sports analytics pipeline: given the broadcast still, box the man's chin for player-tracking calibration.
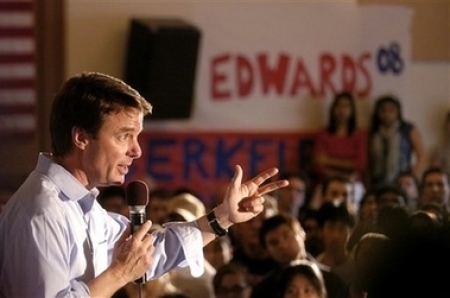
[101,176,125,186]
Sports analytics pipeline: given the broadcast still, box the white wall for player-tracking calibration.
[66,1,450,157]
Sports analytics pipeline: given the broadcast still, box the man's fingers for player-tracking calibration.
[142,233,154,250]
[118,225,131,243]
[132,220,153,241]
[242,195,265,208]
[257,179,290,197]
[249,167,280,186]
[231,165,243,187]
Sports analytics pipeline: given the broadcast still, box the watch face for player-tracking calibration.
[208,210,228,237]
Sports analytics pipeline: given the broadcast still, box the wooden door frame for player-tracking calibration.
[34,0,65,152]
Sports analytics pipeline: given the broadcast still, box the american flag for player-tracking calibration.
[0,0,35,136]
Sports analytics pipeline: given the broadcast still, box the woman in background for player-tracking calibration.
[430,110,450,175]
[369,95,425,187]
[278,260,327,298]
[314,91,367,206]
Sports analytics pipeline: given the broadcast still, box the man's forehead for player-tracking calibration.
[425,174,448,183]
[328,182,352,191]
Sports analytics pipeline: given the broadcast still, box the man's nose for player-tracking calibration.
[129,140,142,159]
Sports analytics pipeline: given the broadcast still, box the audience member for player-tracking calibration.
[418,167,450,220]
[416,202,445,225]
[310,175,357,215]
[146,187,174,225]
[276,171,311,219]
[299,209,324,258]
[315,202,356,284]
[394,171,420,211]
[229,198,278,287]
[314,91,367,188]
[374,184,408,208]
[376,204,411,243]
[251,213,348,298]
[429,109,450,175]
[278,260,327,298]
[347,189,378,252]
[350,233,391,298]
[408,209,442,234]
[97,185,129,217]
[204,235,234,270]
[165,192,216,298]
[213,263,252,298]
[385,210,450,297]
[368,95,425,187]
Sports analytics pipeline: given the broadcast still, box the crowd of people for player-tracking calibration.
[93,94,450,298]
[1,73,450,298]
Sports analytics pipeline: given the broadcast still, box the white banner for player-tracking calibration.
[144,2,412,131]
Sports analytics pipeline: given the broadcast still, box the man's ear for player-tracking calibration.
[72,127,89,150]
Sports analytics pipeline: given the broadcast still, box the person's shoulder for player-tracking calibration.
[4,175,64,217]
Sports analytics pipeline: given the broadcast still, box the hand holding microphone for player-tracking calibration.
[109,180,154,286]
[126,180,152,284]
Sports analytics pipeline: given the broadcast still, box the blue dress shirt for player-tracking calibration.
[0,153,204,297]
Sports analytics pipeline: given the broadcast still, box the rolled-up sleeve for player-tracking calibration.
[148,221,204,279]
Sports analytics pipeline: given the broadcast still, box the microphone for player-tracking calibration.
[126,180,149,284]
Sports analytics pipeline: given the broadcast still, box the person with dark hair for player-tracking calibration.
[146,187,174,225]
[228,198,279,287]
[394,171,420,211]
[416,202,445,225]
[346,189,378,252]
[251,213,348,298]
[369,95,425,186]
[213,263,252,298]
[374,184,408,208]
[315,202,356,284]
[430,109,450,175]
[418,166,450,219]
[299,209,324,258]
[376,204,411,243]
[204,235,234,271]
[310,175,357,216]
[278,260,327,298]
[276,171,311,219]
[314,91,367,184]
[98,185,129,217]
[0,72,289,297]
[350,233,392,298]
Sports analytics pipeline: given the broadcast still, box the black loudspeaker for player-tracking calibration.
[124,18,201,120]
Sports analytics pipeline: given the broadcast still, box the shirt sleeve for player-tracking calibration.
[148,221,205,279]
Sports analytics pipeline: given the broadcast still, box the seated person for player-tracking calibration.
[278,260,327,298]
[213,263,252,298]
[250,213,348,298]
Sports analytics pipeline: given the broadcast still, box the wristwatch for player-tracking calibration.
[207,209,228,237]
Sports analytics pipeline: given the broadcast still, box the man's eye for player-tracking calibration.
[118,134,129,141]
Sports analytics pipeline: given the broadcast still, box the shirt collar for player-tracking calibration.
[36,152,99,213]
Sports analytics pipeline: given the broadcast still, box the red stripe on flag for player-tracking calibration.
[0,28,34,37]
[0,104,35,114]
[0,2,33,12]
[0,54,34,63]
[0,131,35,138]
[0,78,35,89]
[0,0,36,136]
